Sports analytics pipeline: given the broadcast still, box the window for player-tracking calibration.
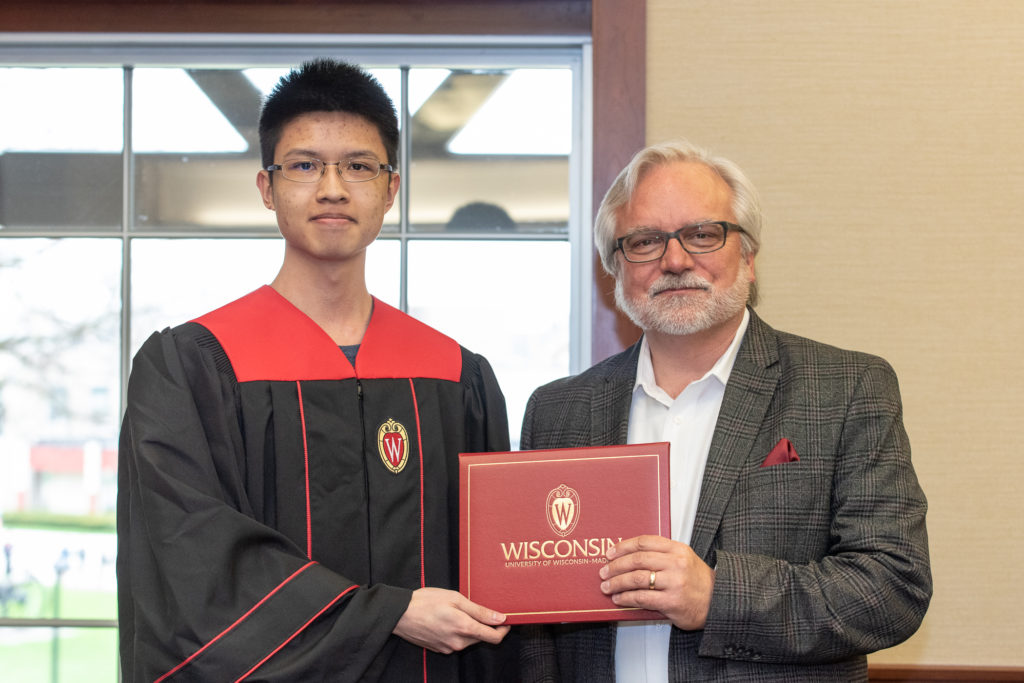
[0,36,591,679]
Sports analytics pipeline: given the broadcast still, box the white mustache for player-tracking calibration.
[649,274,711,296]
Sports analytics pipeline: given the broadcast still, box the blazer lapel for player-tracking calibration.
[591,341,640,447]
[689,311,781,561]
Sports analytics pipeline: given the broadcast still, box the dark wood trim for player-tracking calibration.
[590,0,645,363]
[0,1,590,35]
[869,665,1024,682]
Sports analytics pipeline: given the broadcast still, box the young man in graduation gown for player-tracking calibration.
[117,59,514,682]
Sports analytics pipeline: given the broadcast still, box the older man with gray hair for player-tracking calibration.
[519,140,931,682]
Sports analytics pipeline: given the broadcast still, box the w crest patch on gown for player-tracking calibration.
[378,418,409,473]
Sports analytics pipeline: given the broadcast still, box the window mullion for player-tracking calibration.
[120,66,134,419]
[398,64,411,313]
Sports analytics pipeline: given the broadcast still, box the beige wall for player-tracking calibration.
[648,0,1024,668]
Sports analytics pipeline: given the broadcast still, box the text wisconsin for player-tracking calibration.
[501,537,622,561]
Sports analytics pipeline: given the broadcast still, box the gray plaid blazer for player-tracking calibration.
[518,310,931,682]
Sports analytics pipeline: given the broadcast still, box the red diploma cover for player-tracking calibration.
[459,442,670,624]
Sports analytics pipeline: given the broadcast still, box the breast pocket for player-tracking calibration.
[716,460,833,561]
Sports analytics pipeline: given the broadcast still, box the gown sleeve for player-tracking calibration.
[117,327,412,682]
[459,349,511,454]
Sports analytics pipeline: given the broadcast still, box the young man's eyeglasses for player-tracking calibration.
[265,157,396,183]
[615,221,745,263]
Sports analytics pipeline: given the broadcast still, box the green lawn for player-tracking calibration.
[0,586,118,682]
[0,627,118,682]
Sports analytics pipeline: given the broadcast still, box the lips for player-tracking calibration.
[310,212,357,225]
[652,287,706,297]
[650,275,710,297]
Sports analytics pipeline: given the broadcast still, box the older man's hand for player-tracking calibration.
[599,534,715,630]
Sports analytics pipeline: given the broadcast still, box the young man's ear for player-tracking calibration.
[257,170,275,211]
[383,171,401,212]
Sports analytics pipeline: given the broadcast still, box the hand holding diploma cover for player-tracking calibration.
[459,443,670,624]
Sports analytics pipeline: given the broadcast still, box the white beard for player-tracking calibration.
[614,262,752,336]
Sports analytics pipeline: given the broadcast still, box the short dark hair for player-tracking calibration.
[258,58,399,169]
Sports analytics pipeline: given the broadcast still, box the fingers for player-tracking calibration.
[394,587,510,654]
[598,537,676,605]
[606,534,675,560]
[594,538,715,631]
[453,593,507,627]
[477,623,512,646]
[600,567,666,598]
[446,595,508,647]
[600,536,671,584]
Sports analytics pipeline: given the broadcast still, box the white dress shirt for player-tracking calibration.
[615,309,749,683]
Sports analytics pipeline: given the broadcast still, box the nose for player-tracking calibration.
[316,163,350,201]
[659,234,695,272]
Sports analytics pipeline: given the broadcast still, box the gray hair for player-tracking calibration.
[594,140,764,305]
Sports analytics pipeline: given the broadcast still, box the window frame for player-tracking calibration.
[0,33,593,663]
[0,32,594,385]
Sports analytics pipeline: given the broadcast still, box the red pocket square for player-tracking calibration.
[760,438,800,467]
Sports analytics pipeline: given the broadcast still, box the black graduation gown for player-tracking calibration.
[117,286,512,682]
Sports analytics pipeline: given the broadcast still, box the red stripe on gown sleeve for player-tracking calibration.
[155,562,318,683]
[233,585,359,683]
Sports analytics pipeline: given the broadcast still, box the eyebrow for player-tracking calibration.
[622,220,719,236]
[281,148,383,161]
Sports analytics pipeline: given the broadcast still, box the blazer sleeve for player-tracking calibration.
[699,357,932,663]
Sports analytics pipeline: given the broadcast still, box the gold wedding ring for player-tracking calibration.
[649,570,657,590]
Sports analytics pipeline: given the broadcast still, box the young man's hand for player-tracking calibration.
[393,587,510,654]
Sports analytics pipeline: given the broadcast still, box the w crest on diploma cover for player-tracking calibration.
[377,418,409,474]
[546,484,580,537]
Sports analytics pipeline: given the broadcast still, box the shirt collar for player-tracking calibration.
[633,308,751,401]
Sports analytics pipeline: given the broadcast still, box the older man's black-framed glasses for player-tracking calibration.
[265,157,396,183]
[615,221,744,263]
